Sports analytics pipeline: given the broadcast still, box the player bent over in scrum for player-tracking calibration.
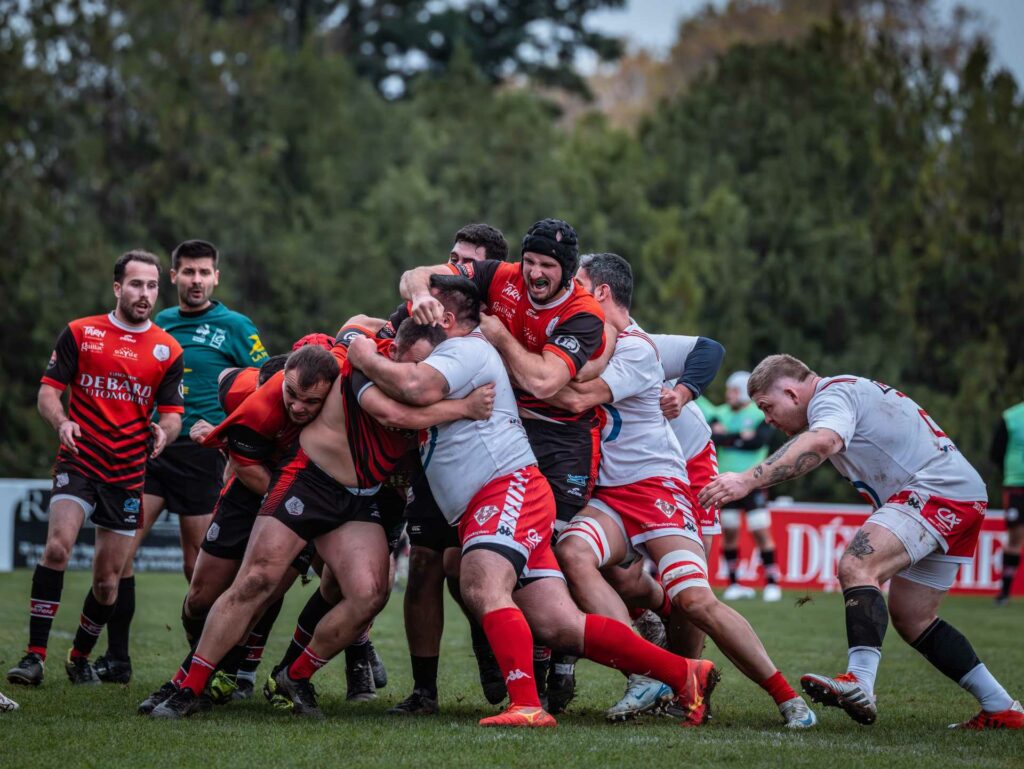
[348,276,718,728]
[700,355,1023,730]
[551,254,815,728]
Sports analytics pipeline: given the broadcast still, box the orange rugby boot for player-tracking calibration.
[479,704,557,728]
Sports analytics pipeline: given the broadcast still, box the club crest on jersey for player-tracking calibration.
[206,523,220,542]
[123,498,141,514]
[285,497,305,516]
[474,505,499,526]
[545,316,561,337]
[553,336,580,354]
[153,344,170,362]
[655,499,677,519]
[55,473,69,488]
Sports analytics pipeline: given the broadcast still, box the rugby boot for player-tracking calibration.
[207,670,239,704]
[479,704,557,728]
[779,695,818,728]
[94,654,132,684]
[473,644,507,705]
[345,659,376,702]
[368,641,388,689]
[801,672,877,725]
[666,659,720,727]
[263,668,293,711]
[606,674,673,722]
[6,652,44,686]
[272,667,323,719]
[232,677,255,701]
[949,700,1024,730]
[138,681,178,715]
[546,654,576,714]
[0,690,19,712]
[387,689,440,716]
[150,687,213,720]
[65,652,100,685]
[722,583,756,600]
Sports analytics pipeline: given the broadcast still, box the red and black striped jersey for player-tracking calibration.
[343,360,416,490]
[217,367,261,415]
[42,312,184,490]
[452,260,606,424]
[202,371,298,468]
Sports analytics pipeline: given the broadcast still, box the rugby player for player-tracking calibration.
[990,398,1024,605]
[96,240,269,684]
[347,276,719,727]
[7,251,184,687]
[550,254,816,728]
[700,354,1024,729]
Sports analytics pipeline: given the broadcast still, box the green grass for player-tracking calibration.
[0,570,1021,768]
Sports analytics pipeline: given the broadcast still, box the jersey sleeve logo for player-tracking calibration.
[248,334,268,361]
[552,335,580,354]
[153,344,170,361]
[545,316,561,337]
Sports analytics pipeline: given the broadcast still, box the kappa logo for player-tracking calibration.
[206,523,220,542]
[497,524,514,537]
[505,669,532,683]
[501,283,522,302]
[655,499,677,519]
[285,496,305,516]
[474,505,499,526]
[932,507,962,535]
[55,473,69,488]
[553,336,580,354]
[545,316,561,337]
[83,326,106,339]
[114,346,139,361]
[152,344,170,362]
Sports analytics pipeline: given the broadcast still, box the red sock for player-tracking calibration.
[28,645,47,661]
[181,653,216,695]
[172,666,187,686]
[583,614,692,694]
[760,670,797,705]
[482,607,540,707]
[289,645,329,681]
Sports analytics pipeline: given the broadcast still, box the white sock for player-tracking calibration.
[846,646,882,695]
[959,663,1014,713]
[236,669,257,684]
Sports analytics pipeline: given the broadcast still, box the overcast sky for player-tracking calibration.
[585,0,1024,80]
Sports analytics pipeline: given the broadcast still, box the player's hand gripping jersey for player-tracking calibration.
[42,312,184,489]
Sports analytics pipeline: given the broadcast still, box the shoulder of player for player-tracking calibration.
[67,313,110,333]
[611,328,658,360]
[565,286,605,319]
[814,375,861,395]
[146,325,184,352]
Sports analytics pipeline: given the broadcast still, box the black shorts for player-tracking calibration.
[201,477,262,560]
[404,475,459,552]
[379,489,408,555]
[1004,488,1024,528]
[722,489,769,513]
[260,449,383,542]
[51,466,142,533]
[145,436,226,517]
[524,417,600,522]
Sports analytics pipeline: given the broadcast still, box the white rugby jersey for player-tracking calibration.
[597,323,686,486]
[651,334,698,381]
[418,329,536,522]
[808,376,986,506]
[669,401,713,461]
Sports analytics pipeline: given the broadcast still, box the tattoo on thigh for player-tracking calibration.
[845,530,875,560]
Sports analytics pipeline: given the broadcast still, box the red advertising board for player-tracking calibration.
[706,502,1020,596]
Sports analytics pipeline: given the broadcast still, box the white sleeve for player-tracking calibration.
[599,336,662,402]
[421,340,481,396]
[807,384,858,449]
[651,334,699,381]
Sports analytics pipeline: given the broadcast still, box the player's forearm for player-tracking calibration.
[746,428,842,488]
[234,462,271,495]
[399,266,440,302]
[158,413,182,444]
[547,378,610,413]
[37,387,68,432]
[573,323,615,382]
[493,335,564,400]
[378,397,466,430]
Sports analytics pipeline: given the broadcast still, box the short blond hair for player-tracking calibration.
[747,354,815,397]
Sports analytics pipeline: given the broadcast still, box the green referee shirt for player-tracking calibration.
[154,301,268,431]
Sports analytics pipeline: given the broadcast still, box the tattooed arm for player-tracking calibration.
[698,428,844,510]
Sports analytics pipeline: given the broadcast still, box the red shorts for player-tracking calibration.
[686,441,720,535]
[458,465,562,583]
[588,476,703,557]
[882,490,987,561]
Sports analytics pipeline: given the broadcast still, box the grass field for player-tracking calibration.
[1,570,1021,768]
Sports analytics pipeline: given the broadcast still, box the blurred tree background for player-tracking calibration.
[2,0,1021,504]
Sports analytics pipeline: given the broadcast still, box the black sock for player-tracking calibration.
[278,589,334,670]
[411,654,439,697]
[999,551,1019,598]
[240,597,284,677]
[345,638,371,667]
[910,618,981,683]
[105,576,135,661]
[843,585,888,650]
[723,547,740,583]
[469,615,489,649]
[533,645,551,696]
[762,548,779,585]
[181,601,207,650]
[28,564,65,658]
[219,643,248,676]
[72,589,117,657]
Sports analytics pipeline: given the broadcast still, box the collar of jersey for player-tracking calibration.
[107,311,152,333]
[177,300,221,318]
[527,281,575,311]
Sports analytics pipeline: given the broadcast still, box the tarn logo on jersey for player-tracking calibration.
[501,283,522,302]
[474,505,499,526]
[553,336,580,354]
[152,344,170,362]
[285,496,305,516]
[114,346,139,361]
[206,523,220,542]
[932,507,962,535]
[83,326,106,339]
[55,473,69,488]
[655,499,677,519]
[80,342,104,353]
[545,316,561,337]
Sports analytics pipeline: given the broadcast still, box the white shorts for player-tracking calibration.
[867,504,958,591]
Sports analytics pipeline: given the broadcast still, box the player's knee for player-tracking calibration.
[659,550,714,625]
[184,585,214,617]
[556,527,605,575]
[346,578,390,620]
[234,570,273,603]
[836,556,873,588]
[888,600,931,642]
[91,577,120,605]
[42,540,72,568]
